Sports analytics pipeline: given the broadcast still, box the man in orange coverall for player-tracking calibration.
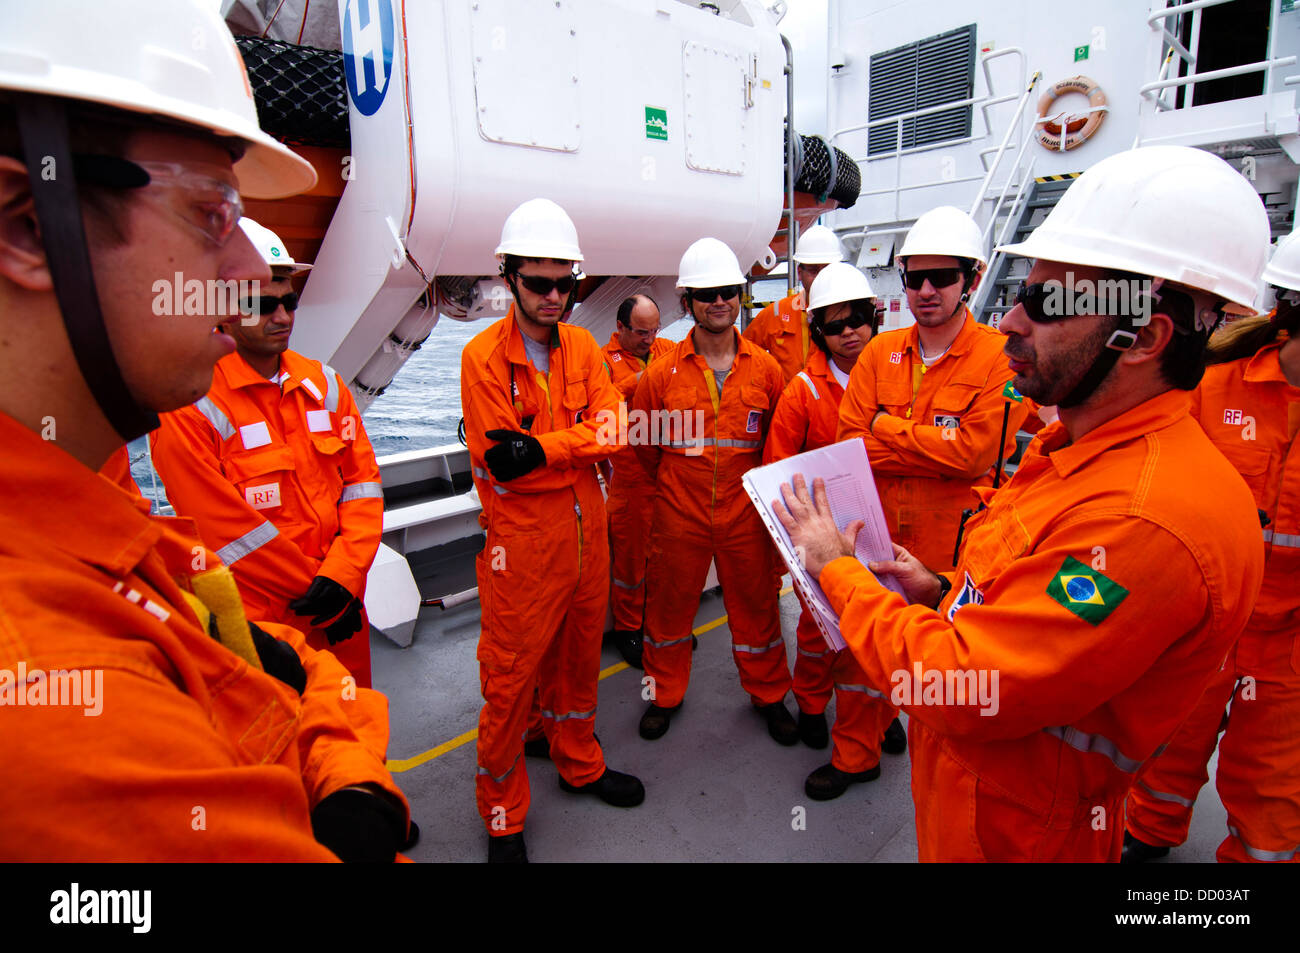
[764,262,896,800]
[632,238,795,744]
[0,0,411,861]
[602,294,674,667]
[462,198,645,864]
[744,225,844,383]
[775,146,1269,861]
[1124,230,1300,864]
[838,205,1029,574]
[151,216,383,688]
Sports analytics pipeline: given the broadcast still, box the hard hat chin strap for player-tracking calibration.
[1057,318,1139,409]
[17,94,159,442]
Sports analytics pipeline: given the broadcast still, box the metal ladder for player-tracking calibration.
[971,175,1079,327]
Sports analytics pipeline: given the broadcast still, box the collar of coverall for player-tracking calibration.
[0,412,163,575]
[1242,339,1292,386]
[223,349,314,396]
[903,306,977,358]
[683,325,745,359]
[1037,388,1193,480]
[504,304,561,366]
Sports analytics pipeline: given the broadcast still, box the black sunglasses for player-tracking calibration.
[688,285,742,304]
[239,291,299,315]
[902,267,964,291]
[515,273,579,296]
[820,310,874,336]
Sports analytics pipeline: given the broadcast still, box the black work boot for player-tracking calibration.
[559,768,646,807]
[1121,830,1171,864]
[612,629,644,669]
[797,710,829,749]
[804,762,881,801]
[881,717,907,754]
[487,832,527,863]
[756,700,799,746]
[639,703,680,740]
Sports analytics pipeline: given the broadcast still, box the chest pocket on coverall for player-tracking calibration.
[223,443,297,511]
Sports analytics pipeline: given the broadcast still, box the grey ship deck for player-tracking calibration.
[373,577,1230,863]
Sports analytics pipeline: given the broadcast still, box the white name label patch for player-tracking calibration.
[239,421,271,449]
[306,409,332,432]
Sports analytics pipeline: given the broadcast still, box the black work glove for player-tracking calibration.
[248,622,307,695]
[483,429,546,482]
[310,788,406,863]
[289,575,352,626]
[323,596,365,645]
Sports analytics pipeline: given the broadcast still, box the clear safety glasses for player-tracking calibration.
[74,154,244,248]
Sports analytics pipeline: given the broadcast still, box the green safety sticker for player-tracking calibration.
[645,106,668,141]
[1074,44,1089,62]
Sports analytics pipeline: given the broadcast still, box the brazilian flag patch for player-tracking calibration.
[1046,556,1129,625]
[1002,381,1024,402]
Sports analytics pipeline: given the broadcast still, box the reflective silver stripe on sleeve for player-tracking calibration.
[835,682,889,699]
[1138,780,1194,808]
[716,438,761,449]
[471,466,510,495]
[476,752,521,784]
[612,577,644,590]
[733,637,785,655]
[797,646,830,659]
[1227,826,1300,862]
[645,633,694,649]
[322,363,341,412]
[215,520,279,566]
[1263,528,1300,548]
[194,396,235,441]
[797,371,820,400]
[339,481,384,503]
[541,708,596,722]
[1042,726,1142,774]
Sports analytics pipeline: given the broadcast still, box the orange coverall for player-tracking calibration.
[744,292,810,384]
[1125,339,1300,862]
[0,411,407,861]
[151,349,384,687]
[764,349,895,774]
[820,390,1263,861]
[461,309,623,836]
[631,328,790,709]
[837,310,1028,569]
[602,333,675,631]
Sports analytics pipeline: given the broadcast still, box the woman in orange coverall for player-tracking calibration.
[763,263,902,800]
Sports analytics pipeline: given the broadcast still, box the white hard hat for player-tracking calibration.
[793,225,845,265]
[1261,229,1300,293]
[495,198,584,262]
[898,206,988,270]
[239,217,312,275]
[677,238,745,288]
[0,0,316,199]
[808,262,875,312]
[997,146,1269,315]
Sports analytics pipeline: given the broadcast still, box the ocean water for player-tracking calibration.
[361,315,498,455]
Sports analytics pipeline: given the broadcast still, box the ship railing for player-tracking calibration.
[1142,0,1296,113]
[830,48,1027,221]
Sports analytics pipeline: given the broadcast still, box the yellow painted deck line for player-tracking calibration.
[385,590,795,772]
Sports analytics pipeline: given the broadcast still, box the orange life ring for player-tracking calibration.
[1036,76,1107,151]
